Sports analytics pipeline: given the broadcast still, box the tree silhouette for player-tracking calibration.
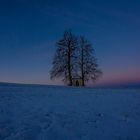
[50,30,78,86]
[78,36,102,86]
[50,30,102,86]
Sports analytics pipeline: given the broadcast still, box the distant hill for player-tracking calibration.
[0,82,44,87]
[94,82,140,89]
[0,82,140,89]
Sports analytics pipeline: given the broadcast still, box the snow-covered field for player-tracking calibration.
[0,84,140,140]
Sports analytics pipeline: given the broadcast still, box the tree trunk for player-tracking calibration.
[81,46,85,86]
[68,42,72,86]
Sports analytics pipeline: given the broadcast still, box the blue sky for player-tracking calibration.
[0,0,140,86]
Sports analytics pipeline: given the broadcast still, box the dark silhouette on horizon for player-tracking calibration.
[50,30,102,86]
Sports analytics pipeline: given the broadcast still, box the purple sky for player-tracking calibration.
[0,0,140,86]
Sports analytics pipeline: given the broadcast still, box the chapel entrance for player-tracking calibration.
[76,80,79,86]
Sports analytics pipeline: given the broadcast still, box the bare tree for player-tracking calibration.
[50,30,102,86]
[78,36,102,86]
[50,30,78,86]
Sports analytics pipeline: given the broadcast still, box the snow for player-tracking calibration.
[0,84,140,140]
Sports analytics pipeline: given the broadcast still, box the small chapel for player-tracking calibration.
[72,77,83,86]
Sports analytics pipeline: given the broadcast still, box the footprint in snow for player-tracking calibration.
[41,113,53,130]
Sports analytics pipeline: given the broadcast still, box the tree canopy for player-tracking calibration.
[50,30,102,86]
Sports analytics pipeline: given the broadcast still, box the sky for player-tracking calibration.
[0,0,140,86]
